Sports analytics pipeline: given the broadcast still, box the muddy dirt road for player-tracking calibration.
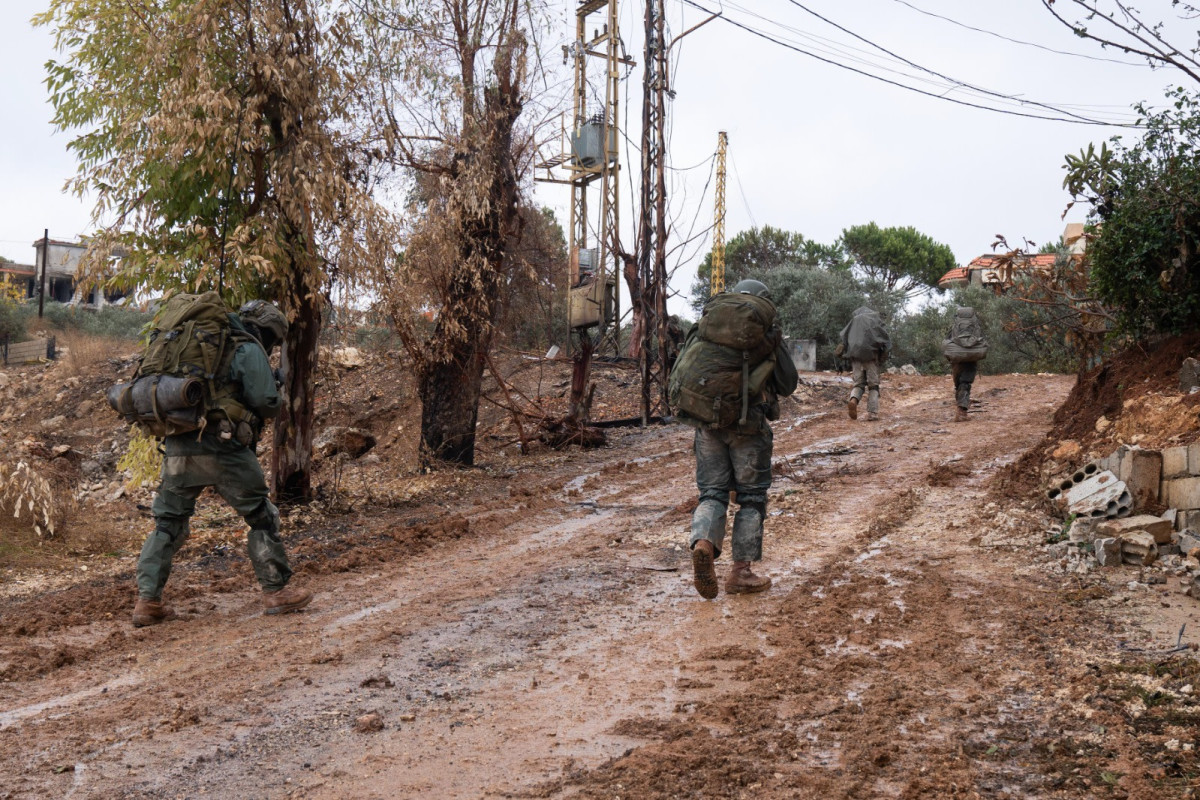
[3,371,1194,798]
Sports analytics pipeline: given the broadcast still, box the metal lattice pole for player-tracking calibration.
[711,131,727,296]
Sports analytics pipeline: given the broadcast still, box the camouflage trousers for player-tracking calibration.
[952,361,977,410]
[689,419,774,562]
[136,445,290,599]
[849,359,880,415]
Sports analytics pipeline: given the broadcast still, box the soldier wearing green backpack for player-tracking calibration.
[117,293,313,626]
[669,279,798,599]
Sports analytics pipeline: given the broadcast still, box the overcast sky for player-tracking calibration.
[1,0,1193,318]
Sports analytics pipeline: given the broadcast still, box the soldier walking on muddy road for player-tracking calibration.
[123,297,313,627]
[668,279,798,599]
[839,306,890,422]
[943,305,988,422]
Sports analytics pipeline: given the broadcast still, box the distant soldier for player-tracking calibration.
[839,306,890,421]
[130,298,313,626]
[943,305,988,422]
[669,279,798,599]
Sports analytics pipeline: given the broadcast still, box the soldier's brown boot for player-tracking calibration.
[847,397,858,420]
[263,585,313,615]
[725,561,771,594]
[691,539,719,600]
[955,406,969,422]
[132,597,176,627]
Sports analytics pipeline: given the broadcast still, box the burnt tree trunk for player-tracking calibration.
[272,258,322,503]
[417,76,522,469]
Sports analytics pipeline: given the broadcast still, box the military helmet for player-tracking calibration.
[731,279,771,300]
[238,300,288,348]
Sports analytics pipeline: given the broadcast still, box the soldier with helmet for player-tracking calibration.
[674,278,798,599]
[132,299,313,626]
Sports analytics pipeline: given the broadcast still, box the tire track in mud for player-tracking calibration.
[0,374,1078,799]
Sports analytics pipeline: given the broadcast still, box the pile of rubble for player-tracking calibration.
[1046,442,1200,596]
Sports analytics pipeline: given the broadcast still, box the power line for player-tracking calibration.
[889,0,1148,67]
[781,0,1128,126]
[680,0,1141,127]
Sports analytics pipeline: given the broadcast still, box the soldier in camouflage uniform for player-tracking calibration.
[132,300,313,626]
[690,279,799,598]
[839,306,890,421]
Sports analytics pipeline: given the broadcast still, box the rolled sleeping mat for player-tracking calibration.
[130,375,203,420]
[106,382,136,416]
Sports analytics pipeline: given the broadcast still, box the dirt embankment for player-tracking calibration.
[4,344,1200,798]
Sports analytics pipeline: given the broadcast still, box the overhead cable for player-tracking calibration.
[679,0,1140,127]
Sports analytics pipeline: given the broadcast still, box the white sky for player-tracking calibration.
[1,0,1193,319]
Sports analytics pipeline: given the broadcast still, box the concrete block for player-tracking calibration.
[1178,530,1200,557]
[1160,543,1182,557]
[1065,471,1128,518]
[1095,537,1122,567]
[1180,509,1200,532]
[1191,444,1200,476]
[1164,446,1190,479]
[1164,508,1178,527]
[1121,530,1158,565]
[1097,514,1176,544]
[1119,447,1162,510]
[1164,476,1200,510]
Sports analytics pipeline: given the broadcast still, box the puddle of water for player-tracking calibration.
[0,673,140,730]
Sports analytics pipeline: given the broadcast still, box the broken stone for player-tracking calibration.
[315,426,377,459]
[1160,543,1182,557]
[1095,537,1122,567]
[51,444,72,458]
[332,347,365,369]
[1095,416,1111,433]
[1121,531,1159,566]
[1051,440,1082,461]
[39,415,67,431]
[1068,517,1100,544]
[1047,541,1072,559]
[1186,575,1200,599]
[1182,357,1200,394]
[80,460,102,479]
[1097,515,1175,545]
[1164,508,1179,527]
[1178,530,1200,557]
[74,399,94,418]
[354,712,384,733]
[1140,570,1168,585]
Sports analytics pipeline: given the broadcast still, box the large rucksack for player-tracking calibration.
[668,293,779,428]
[943,306,988,363]
[106,291,255,437]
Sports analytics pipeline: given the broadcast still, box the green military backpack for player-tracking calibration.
[668,293,779,428]
[106,291,255,437]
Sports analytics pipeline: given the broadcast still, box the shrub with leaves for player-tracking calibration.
[0,460,60,539]
[118,428,163,489]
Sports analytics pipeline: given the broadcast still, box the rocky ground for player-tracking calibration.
[3,345,1200,798]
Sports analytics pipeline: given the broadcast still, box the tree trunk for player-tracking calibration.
[418,343,485,468]
[272,261,321,504]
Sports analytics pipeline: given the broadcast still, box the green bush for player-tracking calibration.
[17,302,150,340]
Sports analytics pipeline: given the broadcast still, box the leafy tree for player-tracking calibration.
[364,0,542,468]
[498,207,568,352]
[691,226,845,312]
[746,265,903,369]
[38,0,400,502]
[839,223,957,298]
[1062,87,1200,334]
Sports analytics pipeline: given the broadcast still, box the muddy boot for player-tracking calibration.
[132,597,176,627]
[867,411,879,421]
[725,562,771,594]
[263,585,313,615]
[847,397,858,420]
[691,539,719,600]
[955,406,969,422]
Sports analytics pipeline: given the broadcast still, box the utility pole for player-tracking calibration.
[38,229,48,318]
[711,132,728,296]
[534,0,632,425]
[637,0,668,424]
